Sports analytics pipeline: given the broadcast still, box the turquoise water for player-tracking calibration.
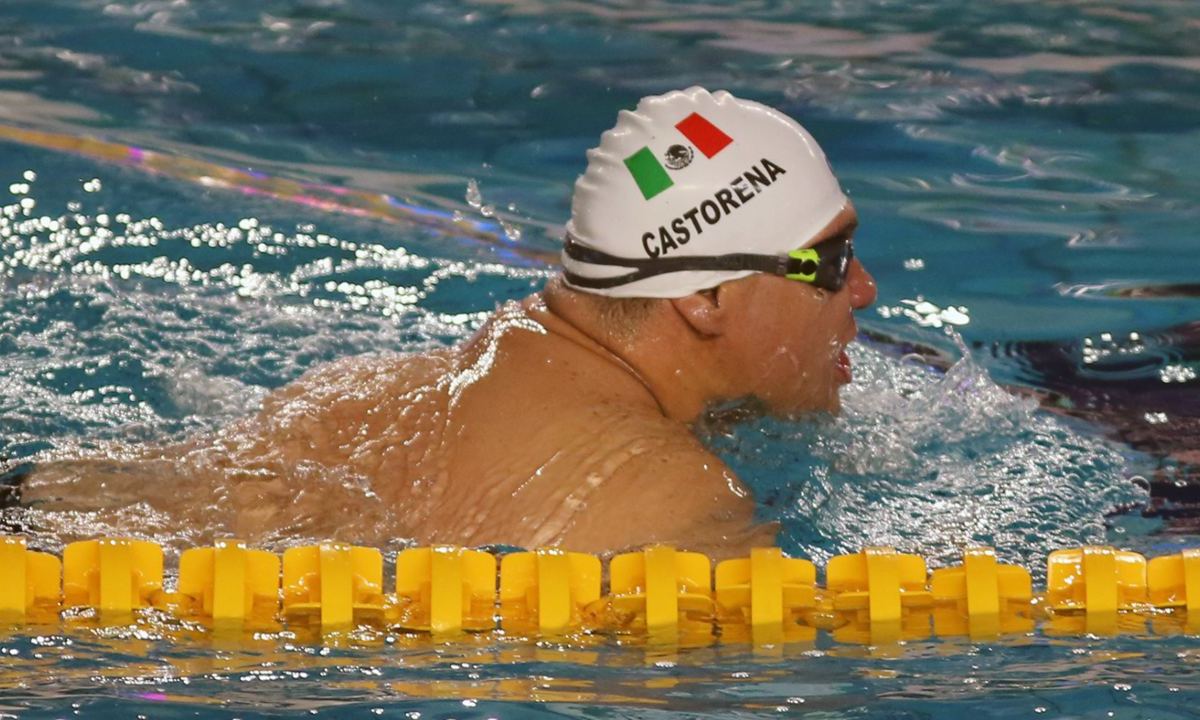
[2,0,1200,717]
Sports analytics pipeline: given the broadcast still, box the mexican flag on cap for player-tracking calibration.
[624,112,733,201]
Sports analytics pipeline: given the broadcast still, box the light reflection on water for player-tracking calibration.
[0,177,544,451]
[0,166,1175,714]
[0,174,1146,568]
[4,622,1200,716]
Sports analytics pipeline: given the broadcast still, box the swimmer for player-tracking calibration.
[11,87,877,558]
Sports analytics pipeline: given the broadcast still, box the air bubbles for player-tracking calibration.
[903,257,925,270]
[82,178,103,193]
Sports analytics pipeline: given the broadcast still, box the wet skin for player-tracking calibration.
[15,206,876,557]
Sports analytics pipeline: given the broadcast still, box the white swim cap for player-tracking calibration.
[561,86,848,298]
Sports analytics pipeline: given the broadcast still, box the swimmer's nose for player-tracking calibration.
[847,259,877,310]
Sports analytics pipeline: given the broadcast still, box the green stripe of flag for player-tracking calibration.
[624,147,674,200]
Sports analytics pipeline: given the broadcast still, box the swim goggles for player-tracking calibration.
[563,232,854,293]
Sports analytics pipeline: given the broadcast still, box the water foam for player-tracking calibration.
[708,335,1146,575]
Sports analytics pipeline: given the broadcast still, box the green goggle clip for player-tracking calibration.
[785,248,821,283]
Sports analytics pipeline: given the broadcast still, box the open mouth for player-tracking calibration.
[836,348,852,383]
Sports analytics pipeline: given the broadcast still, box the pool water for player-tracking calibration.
[2,0,1199,717]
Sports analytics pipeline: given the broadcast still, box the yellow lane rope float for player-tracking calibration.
[3,535,1199,644]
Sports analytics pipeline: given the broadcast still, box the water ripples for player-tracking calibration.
[0,175,544,453]
[707,336,1146,575]
[2,0,1200,714]
[1,0,1192,568]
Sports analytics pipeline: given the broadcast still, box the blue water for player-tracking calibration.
[2,0,1200,717]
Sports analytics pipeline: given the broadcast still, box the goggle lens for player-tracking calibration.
[787,235,853,292]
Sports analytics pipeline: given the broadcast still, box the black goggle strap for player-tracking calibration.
[562,234,852,292]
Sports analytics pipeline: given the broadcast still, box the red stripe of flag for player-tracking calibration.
[675,112,733,158]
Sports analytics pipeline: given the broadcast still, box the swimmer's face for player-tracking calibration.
[719,204,876,415]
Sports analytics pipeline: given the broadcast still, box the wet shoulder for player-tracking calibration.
[242,350,456,475]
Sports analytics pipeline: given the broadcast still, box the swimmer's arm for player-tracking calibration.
[558,446,779,558]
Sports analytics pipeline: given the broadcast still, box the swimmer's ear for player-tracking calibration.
[669,287,726,338]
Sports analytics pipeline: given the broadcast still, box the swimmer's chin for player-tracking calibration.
[694,394,841,433]
[755,390,846,421]
[697,397,770,429]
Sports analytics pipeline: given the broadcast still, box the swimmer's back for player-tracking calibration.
[425,302,772,554]
[17,301,772,555]
[246,300,770,553]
